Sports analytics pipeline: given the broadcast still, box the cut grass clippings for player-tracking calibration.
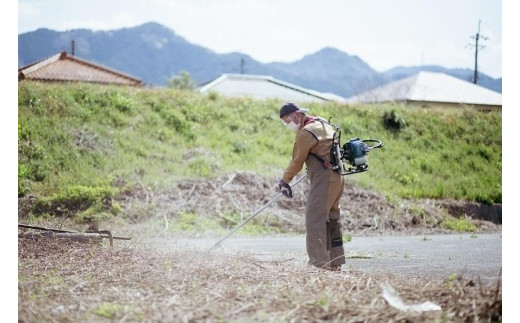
[18,238,501,322]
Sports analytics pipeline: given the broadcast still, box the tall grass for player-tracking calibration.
[18,82,501,221]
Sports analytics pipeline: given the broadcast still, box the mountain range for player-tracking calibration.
[18,22,502,98]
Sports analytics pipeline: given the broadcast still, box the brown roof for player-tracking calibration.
[18,51,143,86]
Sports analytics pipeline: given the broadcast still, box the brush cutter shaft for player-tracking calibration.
[210,192,283,249]
[209,173,307,250]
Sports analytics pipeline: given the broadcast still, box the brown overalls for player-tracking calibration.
[282,116,346,268]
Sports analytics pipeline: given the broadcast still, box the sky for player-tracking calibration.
[17,0,503,78]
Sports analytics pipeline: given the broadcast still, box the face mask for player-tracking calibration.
[286,120,300,131]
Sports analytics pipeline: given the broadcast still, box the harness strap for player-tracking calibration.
[309,152,332,170]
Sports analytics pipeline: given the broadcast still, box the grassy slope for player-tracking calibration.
[18,82,502,223]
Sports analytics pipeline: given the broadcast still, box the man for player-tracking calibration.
[278,102,346,271]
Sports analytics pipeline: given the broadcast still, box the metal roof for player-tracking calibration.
[18,51,143,86]
[346,71,501,107]
[199,74,345,102]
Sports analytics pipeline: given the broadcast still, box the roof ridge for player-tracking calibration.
[62,53,142,82]
[199,73,339,102]
[18,52,63,74]
[18,51,143,86]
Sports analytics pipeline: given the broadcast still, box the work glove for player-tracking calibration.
[278,179,293,198]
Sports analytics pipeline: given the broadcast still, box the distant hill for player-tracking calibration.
[18,22,502,98]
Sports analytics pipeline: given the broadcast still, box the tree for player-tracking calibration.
[167,71,197,90]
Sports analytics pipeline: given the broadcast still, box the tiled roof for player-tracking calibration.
[346,72,501,107]
[199,74,345,102]
[18,51,143,86]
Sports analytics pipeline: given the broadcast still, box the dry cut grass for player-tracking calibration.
[18,238,501,322]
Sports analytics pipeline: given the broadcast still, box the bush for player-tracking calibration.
[383,109,407,130]
[168,71,197,90]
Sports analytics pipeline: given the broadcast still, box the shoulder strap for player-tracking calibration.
[306,116,341,171]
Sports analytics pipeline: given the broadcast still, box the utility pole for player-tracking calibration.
[240,57,245,74]
[470,20,488,84]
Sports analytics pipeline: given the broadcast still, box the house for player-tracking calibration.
[199,73,345,103]
[346,71,502,109]
[18,51,143,87]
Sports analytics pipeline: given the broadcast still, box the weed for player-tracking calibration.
[441,217,477,232]
[445,273,459,287]
[186,157,213,177]
[94,303,122,319]
[173,212,210,232]
[315,294,329,307]
[111,93,133,112]
[409,205,426,217]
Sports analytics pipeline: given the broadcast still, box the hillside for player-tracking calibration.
[18,22,502,97]
[18,82,502,235]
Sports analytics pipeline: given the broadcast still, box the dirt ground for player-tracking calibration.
[18,172,502,321]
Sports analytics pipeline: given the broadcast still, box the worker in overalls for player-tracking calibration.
[278,102,346,271]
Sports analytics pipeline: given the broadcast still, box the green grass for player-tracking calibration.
[18,82,502,224]
[441,217,478,232]
[169,211,281,236]
[94,303,123,319]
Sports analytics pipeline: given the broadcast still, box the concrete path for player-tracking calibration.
[170,233,502,284]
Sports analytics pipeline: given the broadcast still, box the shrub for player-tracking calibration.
[168,71,197,90]
[383,109,407,130]
[207,91,219,100]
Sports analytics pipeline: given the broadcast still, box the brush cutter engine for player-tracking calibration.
[337,138,384,175]
[315,116,383,175]
[311,117,384,176]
